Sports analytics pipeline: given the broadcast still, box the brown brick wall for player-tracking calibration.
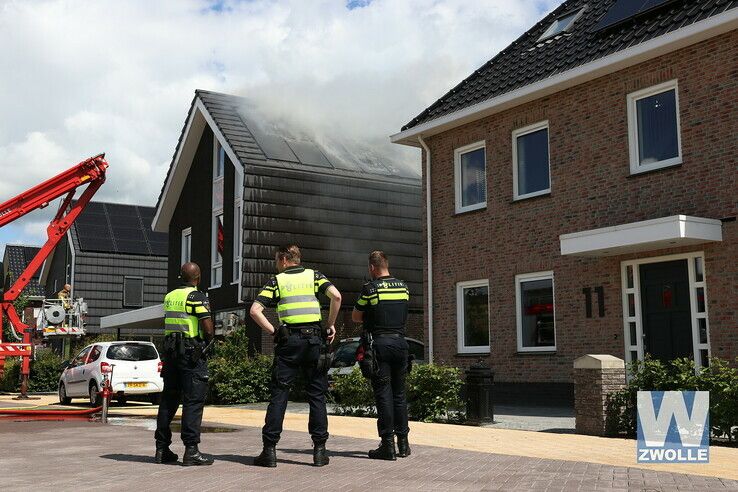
[422,30,738,383]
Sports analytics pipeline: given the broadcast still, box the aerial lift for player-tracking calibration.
[0,154,108,398]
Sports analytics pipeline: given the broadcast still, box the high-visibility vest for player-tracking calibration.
[276,269,322,325]
[164,287,200,338]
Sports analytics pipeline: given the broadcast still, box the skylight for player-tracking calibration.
[538,8,584,41]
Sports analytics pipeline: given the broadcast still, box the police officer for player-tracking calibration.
[154,262,215,466]
[352,251,411,460]
[249,244,341,467]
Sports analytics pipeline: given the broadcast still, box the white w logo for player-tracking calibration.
[637,391,709,447]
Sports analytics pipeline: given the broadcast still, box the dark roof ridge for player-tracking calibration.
[401,0,736,131]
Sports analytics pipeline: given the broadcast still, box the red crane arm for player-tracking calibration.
[0,154,108,358]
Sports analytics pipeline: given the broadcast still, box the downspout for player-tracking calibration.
[417,135,433,364]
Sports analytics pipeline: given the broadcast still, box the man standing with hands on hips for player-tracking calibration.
[353,251,411,460]
[250,244,342,467]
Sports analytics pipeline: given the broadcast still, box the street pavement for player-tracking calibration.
[3,394,738,491]
[2,418,738,491]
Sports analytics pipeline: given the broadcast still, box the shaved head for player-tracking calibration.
[180,262,201,285]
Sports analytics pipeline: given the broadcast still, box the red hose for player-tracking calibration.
[0,406,102,416]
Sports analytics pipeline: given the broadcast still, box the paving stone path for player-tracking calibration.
[2,419,736,491]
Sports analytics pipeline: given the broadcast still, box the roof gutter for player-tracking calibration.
[417,135,433,364]
[391,8,738,147]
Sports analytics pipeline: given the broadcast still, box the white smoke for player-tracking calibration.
[0,0,560,254]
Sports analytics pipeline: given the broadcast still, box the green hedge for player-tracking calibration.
[606,356,738,442]
[331,366,375,416]
[207,327,273,404]
[0,350,64,393]
[407,364,465,423]
[330,363,465,423]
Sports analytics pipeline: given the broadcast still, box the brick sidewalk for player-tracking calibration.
[2,419,737,491]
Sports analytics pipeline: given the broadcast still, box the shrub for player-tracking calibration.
[208,354,273,404]
[207,328,272,404]
[407,363,464,423]
[0,350,63,393]
[0,357,21,392]
[606,356,738,442]
[330,366,375,417]
[330,363,465,423]
[28,349,64,393]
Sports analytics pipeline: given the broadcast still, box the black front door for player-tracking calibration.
[640,259,693,363]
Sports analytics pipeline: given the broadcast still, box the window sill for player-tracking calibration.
[208,285,222,290]
[456,350,491,357]
[628,160,682,177]
[453,205,487,217]
[511,191,551,203]
[515,350,557,356]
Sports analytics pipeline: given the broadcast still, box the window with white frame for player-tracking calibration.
[454,141,486,213]
[516,272,556,352]
[181,227,192,265]
[513,121,550,200]
[211,139,225,288]
[627,80,682,174]
[232,201,242,284]
[456,279,490,353]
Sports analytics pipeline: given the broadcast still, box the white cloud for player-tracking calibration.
[0,0,560,247]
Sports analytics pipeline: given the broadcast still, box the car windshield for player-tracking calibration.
[332,341,360,368]
[106,344,158,361]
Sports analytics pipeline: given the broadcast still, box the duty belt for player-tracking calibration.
[372,332,404,338]
[288,326,321,336]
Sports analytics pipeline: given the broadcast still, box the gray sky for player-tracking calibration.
[0,0,559,255]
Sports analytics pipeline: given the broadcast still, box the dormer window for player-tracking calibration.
[538,8,585,41]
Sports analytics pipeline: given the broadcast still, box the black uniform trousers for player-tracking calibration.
[371,336,410,439]
[155,350,209,448]
[262,329,329,446]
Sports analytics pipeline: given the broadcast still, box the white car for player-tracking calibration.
[59,341,164,406]
[328,336,426,380]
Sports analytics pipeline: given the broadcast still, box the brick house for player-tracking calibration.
[392,0,737,403]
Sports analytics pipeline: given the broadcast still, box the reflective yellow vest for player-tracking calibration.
[276,269,322,325]
[164,287,200,338]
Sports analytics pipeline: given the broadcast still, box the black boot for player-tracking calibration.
[313,443,329,467]
[254,444,277,467]
[397,435,411,458]
[368,437,397,461]
[182,445,214,466]
[154,447,178,464]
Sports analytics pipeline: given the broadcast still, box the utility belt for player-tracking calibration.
[357,331,412,380]
[288,326,322,337]
[163,332,208,362]
[372,332,404,339]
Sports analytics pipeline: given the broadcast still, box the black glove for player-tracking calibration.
[274,324,290,346]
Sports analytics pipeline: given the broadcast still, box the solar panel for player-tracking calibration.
[594,0,677,31]
[112,226,146,241]
[257,134,299,162]
[115,239,150,255]
[148,241,169,256]
[76,211,108,227]
[285,140,333,168]
[76,223,110,238]
[77,236,116,253]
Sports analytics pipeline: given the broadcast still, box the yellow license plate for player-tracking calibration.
[126,382,147,388]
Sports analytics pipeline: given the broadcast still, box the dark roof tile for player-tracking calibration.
[402,0,737,131]
[3,245,44,297]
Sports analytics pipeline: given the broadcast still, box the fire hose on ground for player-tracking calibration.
[0,363,114,421]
